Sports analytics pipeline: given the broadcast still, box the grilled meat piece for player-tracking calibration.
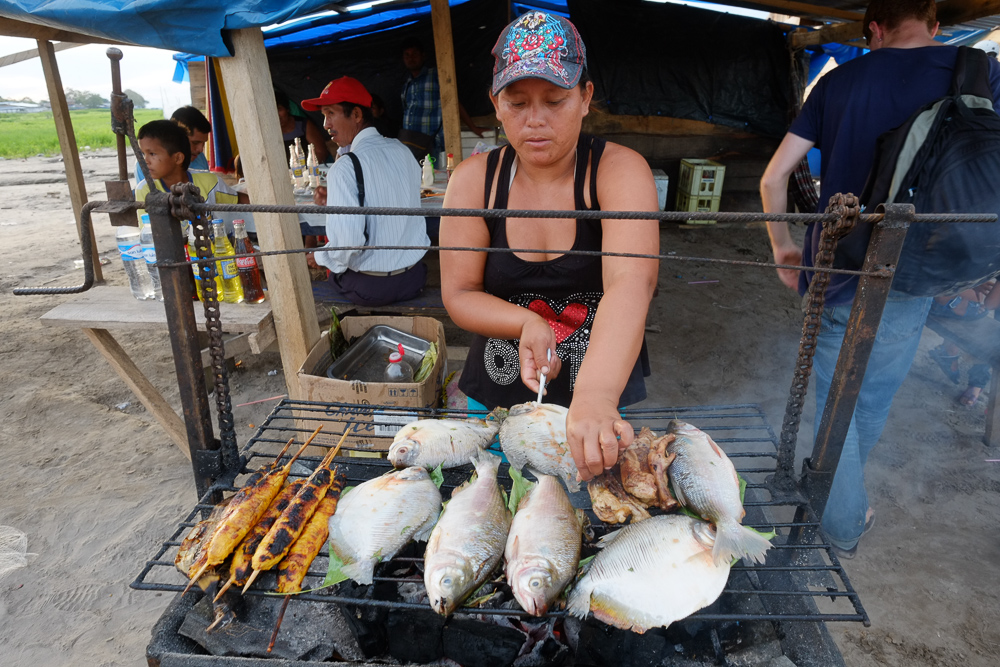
[619,427,658,505]
[275,481,346,594]
[587,469,651,525]
[648,433,679,511]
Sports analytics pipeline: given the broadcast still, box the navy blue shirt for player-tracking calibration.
[789,46,1000,304]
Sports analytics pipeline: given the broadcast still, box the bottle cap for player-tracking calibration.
[234,219,245,226]
[141,213,150,226]
[389,342,405,363]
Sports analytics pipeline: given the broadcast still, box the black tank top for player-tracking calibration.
[458,134,649,410]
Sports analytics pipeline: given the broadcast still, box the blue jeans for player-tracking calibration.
[812,293,932,549]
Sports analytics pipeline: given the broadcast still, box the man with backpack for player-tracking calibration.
[760,0,1000,558]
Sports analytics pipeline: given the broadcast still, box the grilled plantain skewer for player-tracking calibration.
[243,425,352,593]
[183,426,325,594]
[267,481,347,652]
[214,478,307,602]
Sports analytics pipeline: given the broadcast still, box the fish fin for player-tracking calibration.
[671,475,688,507]
[340,558,376,585]
[565,582,592,619]
[589,596,649,633]
[596,526,625,548]
[707,435,725,459]
[508,535,520,561]
[712,520,772,566]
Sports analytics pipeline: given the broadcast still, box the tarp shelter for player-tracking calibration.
[4,0,1000,404]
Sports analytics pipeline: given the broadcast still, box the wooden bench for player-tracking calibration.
[41,285,277,460]
[924,312,1000,446]
[312,282,449,317]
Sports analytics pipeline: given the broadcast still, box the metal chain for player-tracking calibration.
[773,193,860,490]
[171,182,238,469]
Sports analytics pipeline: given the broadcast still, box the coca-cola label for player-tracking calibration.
[236,256,257,269]
[118,242,143,261]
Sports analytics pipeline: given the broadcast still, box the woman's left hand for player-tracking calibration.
[566,391,634,481]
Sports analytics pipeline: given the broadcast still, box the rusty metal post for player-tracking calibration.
[145,189,221,499]
[788,203,913,547]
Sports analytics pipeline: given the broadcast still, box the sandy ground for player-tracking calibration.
[1,149,999,666]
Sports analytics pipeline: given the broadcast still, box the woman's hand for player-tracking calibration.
[566,391,634,481]
[518,317,561,395]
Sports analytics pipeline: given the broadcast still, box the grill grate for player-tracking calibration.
[132,399,870,627]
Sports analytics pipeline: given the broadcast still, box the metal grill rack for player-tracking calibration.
[132,399,869,627]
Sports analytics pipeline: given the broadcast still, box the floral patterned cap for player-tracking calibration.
[491,12,587,95]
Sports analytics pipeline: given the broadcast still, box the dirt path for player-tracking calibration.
[1,149,997,665]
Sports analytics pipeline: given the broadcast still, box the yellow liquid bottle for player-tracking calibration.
[211,220,244,304]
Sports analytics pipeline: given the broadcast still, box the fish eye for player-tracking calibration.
[442,577,452,586]
[530,580,541,588]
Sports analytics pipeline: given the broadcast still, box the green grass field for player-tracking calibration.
[0,108,164,159]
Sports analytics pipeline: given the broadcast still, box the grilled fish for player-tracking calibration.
[666,420,771,565]
[424,453,511,615]
[567,514,730,633]
[505,474,583,616]
[389,415,502,469]
[499,402,579,491]
[328,466,443,585]
[587,469,651,525]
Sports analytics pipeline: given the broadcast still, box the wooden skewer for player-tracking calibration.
[205,614,225,633]
[270,438,294,465]
[213,574,237,602]
[182,561,211,597]
[267,595,292,653]
[319,424,352,469]
[241,568,263,593]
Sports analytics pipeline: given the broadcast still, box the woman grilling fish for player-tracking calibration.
[441,11,659,481]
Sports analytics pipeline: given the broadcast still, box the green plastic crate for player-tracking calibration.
[676,191,720,224]
[678,158,726,197]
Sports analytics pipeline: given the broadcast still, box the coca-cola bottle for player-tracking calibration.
[233,219,265,303]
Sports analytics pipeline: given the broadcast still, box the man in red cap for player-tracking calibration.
[301,76,430,306]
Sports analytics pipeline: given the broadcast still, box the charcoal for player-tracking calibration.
[443,617,525,667]
[387,607,446,663]
[336,579,392,657]
[178,593,344,660]
[575,618,674,667]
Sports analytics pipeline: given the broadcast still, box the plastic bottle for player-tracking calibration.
[187,223,204,301]
[212,219,244,303]
[421,154,435,188]
[138,214,163,301]
[446,153,455,182]
[306,144,319,189]
[117,222,154,300]
[233,219,265,304]
[384,343,414,383]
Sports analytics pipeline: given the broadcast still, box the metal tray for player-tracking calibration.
[325,324,431,382]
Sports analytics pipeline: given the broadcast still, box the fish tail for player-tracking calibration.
[712,520,772,566]
[340,558,376,585]
[471,451,501,476]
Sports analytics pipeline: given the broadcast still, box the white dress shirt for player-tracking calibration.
[315,126,430,274]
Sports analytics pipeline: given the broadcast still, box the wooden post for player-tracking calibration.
[430,0,463,164]
[37,39,103,282]
[218,28,320,398]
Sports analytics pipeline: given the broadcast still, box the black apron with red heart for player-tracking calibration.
[457,135,649,410]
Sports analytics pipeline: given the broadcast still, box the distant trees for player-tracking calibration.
[64,89,109,108]
[124,89,147,109]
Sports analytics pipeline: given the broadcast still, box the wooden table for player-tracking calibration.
[41,285,276,460]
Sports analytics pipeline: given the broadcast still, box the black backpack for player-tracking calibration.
[860,46,1000,297]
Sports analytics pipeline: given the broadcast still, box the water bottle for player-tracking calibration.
[117,223,154,300]
[139,214,163,301]
[384,343,414,383]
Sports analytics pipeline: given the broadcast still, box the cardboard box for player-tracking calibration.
[297,315,447,451]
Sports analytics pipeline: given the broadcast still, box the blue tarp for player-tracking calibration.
[0,0,336,56]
